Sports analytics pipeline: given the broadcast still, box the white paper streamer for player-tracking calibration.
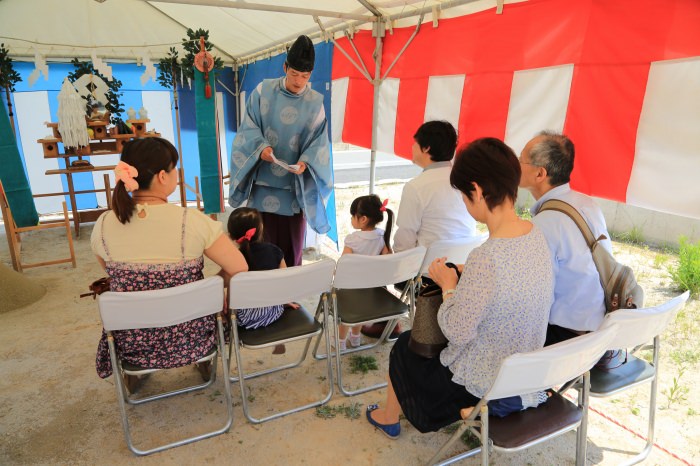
[91,51,113,81]
[28,47,49,86]
[57,78,89,149]
[140,50,157,86]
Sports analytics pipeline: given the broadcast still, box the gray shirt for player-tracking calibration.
[438,226,554,397]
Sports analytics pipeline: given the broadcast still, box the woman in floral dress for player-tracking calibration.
[91,137,248,384]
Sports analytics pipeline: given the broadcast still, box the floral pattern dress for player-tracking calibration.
[95,209,217,378]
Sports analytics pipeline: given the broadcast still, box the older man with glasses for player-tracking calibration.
[519,131,612,347]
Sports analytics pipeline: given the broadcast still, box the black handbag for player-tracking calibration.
[408,263,460,358]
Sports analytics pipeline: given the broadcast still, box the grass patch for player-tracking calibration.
[443,422,481,449]
[315,402,362,420]
[348,355,379,374]
[653,253,670,269]
[611,226,645,245]
[668,236,700,297]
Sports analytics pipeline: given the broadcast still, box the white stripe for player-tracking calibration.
[628,57,700,219]
[142,91,175,144]
[377,78,400,153]
[331,77,349,143]
[239,90,247,126]
[504,64,574,156]
[216,91,228,201]
[13,91,63,214]
[424,75,465,130]
[91,153,120,208]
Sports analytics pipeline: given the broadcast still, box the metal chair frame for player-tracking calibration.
[99,276,233,456]
[590,291,689,466]
[313,247,425,396]
[429,326,618,466]
[227,259,336,423]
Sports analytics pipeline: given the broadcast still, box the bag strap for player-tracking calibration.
[537,199,612,297]
[537,199,608,250]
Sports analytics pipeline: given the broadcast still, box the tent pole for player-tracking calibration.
[4,86,15,137]
[173,75,186,207]
[369,19,385,195]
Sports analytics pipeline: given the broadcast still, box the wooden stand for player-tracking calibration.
[0,180,76,273]
[36,120,160,237]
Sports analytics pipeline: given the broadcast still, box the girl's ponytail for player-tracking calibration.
[112,181,136,224]
[383,207,394,252]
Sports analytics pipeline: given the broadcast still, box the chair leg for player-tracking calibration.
[233,295,334,423]
[107,316,234,456]
[575,372,590,466]
[619,337,660,466]
[331,292,394,397]
[480,404,489,466]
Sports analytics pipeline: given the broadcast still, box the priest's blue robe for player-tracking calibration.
[229,77,332,234]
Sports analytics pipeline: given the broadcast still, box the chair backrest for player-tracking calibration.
[419,235,488,275]
[228,258,335,309]
[485,324,618,400]
[333,246,426,289]
[99,276,224,331]
[598,291,689,349]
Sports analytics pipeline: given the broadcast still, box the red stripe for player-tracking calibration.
[457,72,514,145]
[565,64,651,201]
[393,78,428,160]
[332,0,700,204]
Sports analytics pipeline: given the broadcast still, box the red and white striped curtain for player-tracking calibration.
[331,0,700,220]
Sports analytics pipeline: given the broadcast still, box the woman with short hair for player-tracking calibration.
[366,137,554,438]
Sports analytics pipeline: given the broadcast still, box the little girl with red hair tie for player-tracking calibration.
[227,207,297,354]
[337,194,394,351]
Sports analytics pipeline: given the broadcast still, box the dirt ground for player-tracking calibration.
[1,182,698,465]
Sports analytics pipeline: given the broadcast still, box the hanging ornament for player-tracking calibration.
[140,50,156,86]
[194,36,214,99]
[72,73,110,106]
[57,78,90,149]
[91,51,113,81]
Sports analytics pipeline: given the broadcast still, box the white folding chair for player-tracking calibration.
[418,235,489,278]
[228,259,335,423]
[406,234,488,301]
[590,291,689,465]
[429,325,618,466]
[98,276,232,456]
[317,246,425,396]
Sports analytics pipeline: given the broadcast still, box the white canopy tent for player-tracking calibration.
[2,0,700,224]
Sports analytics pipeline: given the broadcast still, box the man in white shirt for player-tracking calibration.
[362,120,477,339]
[519,131,612,345]
[392,121,476,253]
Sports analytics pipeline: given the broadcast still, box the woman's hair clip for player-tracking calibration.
[379,198,389,212]
[237,227,256,244]
[115,161,139,192]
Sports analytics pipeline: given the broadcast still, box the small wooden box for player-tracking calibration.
[38,139,60,157]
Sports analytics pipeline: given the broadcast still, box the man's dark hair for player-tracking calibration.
[413,120,458,162]
[529,130,575,187]
[450,138,521,211]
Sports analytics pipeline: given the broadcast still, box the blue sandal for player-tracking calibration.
[366,404,400,439]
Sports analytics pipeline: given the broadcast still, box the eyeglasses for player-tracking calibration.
[518,159,539,166]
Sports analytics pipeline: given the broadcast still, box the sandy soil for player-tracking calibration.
[1,181,698,465]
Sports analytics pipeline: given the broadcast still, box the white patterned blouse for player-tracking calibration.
[437,225,554,398]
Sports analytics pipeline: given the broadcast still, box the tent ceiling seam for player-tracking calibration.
[146,0,376,22]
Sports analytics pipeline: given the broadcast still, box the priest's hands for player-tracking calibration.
[290,161,307,175]
[260,146,274,162]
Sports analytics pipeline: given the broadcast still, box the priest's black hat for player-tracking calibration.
[286,35,315,72]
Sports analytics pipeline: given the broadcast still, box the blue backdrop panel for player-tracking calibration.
[236,41,337,244]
